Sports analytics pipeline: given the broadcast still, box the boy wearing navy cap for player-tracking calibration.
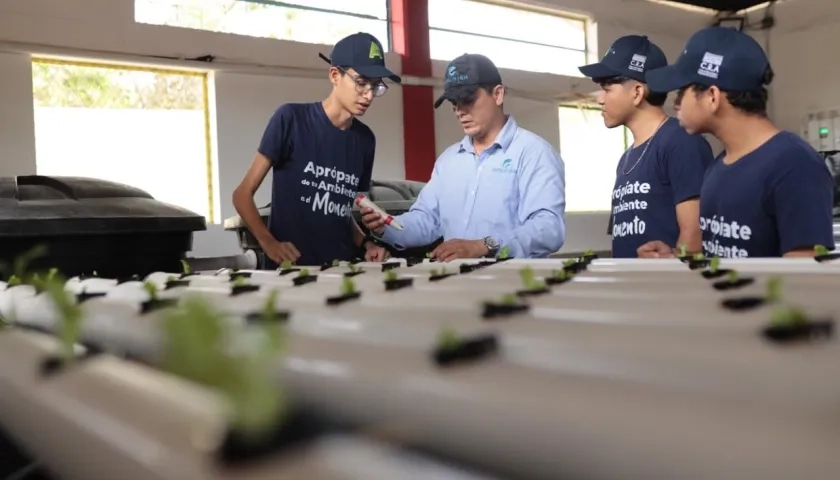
[360,53,567,260]
[232,32,397,267]
[579,35,714,258]
[641,27,834,258]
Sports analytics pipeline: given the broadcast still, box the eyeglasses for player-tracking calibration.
[338,67,389,97]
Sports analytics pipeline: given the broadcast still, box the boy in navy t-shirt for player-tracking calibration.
[579,35,714,258]
[232,32,397,267]
[643,27,834,258]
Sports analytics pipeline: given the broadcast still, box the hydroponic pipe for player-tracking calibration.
[13,306,840,480]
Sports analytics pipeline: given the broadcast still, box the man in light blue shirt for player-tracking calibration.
[361,53,566,260]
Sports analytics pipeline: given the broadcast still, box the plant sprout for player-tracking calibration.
[162,297,286,437]
[34,274,83,363]
[348,264,361,274]
[727,270,739,283]
[143,281,159,301]
[766,276,782,302]
[340,277,356,296]
[583,249,594,256]
[425,252,432,258]
[709,256,721,273]
[519,266,545,290]
[563,258,577,267]
[298,268,311,277]
[814,244,829,256]
[551,269,571,280]
[430,267,447,277]
[500,293,518,305]
[437,327,460,351]
[770,306,808,327]
[692,253,704,260]
[498,246,510,259]
[384,270,398,282]
[678,243,688,257]
[281,260,293,270]
[233,276,247,287]
[7,275,21,286]
[180,259,191,275]
[332,259,340,267]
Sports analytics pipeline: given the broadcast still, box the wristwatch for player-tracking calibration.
[483,236,500,257]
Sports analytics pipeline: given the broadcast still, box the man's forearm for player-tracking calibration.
[232,188,274,244]
[380,211,440,249]
[675,230,703,254]
[498,212,566,258]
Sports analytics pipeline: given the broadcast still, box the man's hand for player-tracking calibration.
[364,243,390,262]
[636,240,675,258]
[261,238,301,264]
[432,239,488,262]
[360,207,386,236]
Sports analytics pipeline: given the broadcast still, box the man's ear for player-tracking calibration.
[494,85,506,107]
[632,81,646,106]
[328,67,342,87]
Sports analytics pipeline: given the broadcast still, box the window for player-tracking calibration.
[31,59,216,222]
[558,105,628,212]
[428,0,588,76]
[135,0,390,49]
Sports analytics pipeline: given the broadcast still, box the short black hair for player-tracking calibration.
[593,76,668,107]
[687,64,774,115]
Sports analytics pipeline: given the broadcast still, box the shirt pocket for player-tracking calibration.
[477,170,518,224]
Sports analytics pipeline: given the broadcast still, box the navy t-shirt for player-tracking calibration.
[257,102,375,266]
[611,117,714,258]
[700,131,835,257]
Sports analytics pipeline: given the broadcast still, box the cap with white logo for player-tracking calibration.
[578,35,668,83]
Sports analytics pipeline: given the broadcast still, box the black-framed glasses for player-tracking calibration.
[338,67,389,97]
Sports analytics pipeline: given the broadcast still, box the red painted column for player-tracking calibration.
[389,0,436,181]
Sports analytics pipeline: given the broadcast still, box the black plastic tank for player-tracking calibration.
[224,179,442,267]
[0,176,206,278]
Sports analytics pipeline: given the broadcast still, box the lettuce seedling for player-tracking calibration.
[770,306,808,327]
[692,253,704,260]
[298,268,311,277]
[332,259,340,267]
[437,327,461,351]
[143,281,159,301]
[552,269,570,280]
[727,270,739,283]
[280,260,293,270]
[180,259,191,275]
[384,269,398,282]
[583,249,594,256]
[340,277,356,296]
[678,243,688,257]
[498,246,510,259]
[814,244,830,256]
[348,264,361,274]
[500,293,518,305]
[7,275,21,287]
[34,274,83,363]
[519,266,546,290]
[765,276,782,303]
[233,276,248,287]
[709,256,721,273]
[162,296,286,437]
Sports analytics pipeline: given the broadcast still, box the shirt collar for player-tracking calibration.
[458,115,518,154]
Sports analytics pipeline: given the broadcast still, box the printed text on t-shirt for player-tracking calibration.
[300,161,361,218]
[612,180,651,238]
[700,214,753,258]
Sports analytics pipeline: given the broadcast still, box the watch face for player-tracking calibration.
[485,236,499,249]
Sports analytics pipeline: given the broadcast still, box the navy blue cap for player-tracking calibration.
[646,27,770,93]
[434,54,503,109]
[579,35,668,82]
[319,32,401,83]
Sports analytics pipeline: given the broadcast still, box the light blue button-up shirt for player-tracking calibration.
[381,116,566,258]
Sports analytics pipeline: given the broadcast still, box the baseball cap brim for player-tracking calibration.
[433,85,480,109]
[578,62,621,79]
[645,65,693,93]
[354,64,402,84]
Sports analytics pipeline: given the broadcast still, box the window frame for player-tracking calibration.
[427,0,592,68]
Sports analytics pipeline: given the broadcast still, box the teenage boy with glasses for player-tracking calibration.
[232,32,396,267]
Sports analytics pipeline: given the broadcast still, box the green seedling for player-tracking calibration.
[765,276,782,302]
[233,276,247,287]
[437,327,461,351]
[340,277,356,296]
[519,266,546,290]
[143,281,159,301]
[678,243,688,257]
[6,275,21,286]
[167,275,177,282]
[692,253,704,261]
[500,293,518,305]
[384,270,398,282]
[280,260,293,270]
[583,249,594,256]
[92,271,98,277]
[814,244,830,256]
[770,306,808,327]
[498,246,510,259]
[430,267,447,277]
[46,268,58,282]
[425,252,432,258]
[298,268,311,277]
[180,259,191,275]
[551,269,571,281]
[348,264,361,274]
[162,296,286,437]
[260,290,284,350]
[727,270,739,283]
[332,259,340,267]
[34,274,83,363]
[709,256,721,273]
[563,258,577,267]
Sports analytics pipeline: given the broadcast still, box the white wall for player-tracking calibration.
[0,0,714,257]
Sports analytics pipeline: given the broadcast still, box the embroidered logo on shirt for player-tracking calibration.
[492,158,515,174]
[698,52,722,79]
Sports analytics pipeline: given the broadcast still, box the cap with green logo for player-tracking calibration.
[319,32,401,83]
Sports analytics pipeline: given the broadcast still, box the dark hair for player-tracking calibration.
[688,64,774,115]
[594,76,668,107]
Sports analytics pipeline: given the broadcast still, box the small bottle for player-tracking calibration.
[355,194,404,230]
